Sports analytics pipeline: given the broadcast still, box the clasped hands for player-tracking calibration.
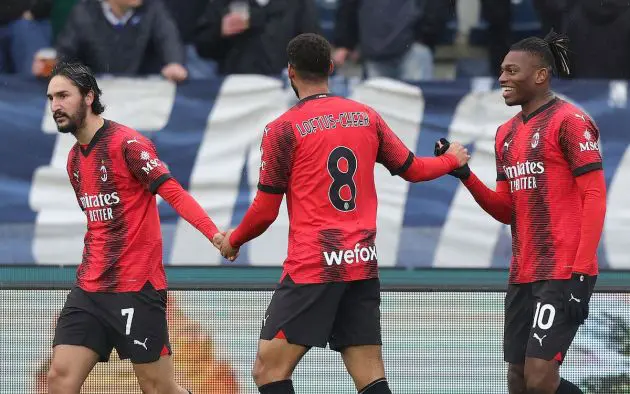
[212,230,240,261]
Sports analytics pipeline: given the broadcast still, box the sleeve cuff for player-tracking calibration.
[257,183,286,194]
[390,151,414,176]
[149,173,173,194]
[573,162,603,177]
[463,172,478,187]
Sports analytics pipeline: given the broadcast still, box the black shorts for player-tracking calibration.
[53,282,172,364]
[260,275,381,351]
[504,278,596,364]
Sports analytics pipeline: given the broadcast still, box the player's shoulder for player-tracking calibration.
[106,120,151,147]
[264,112,294,135]
[496,113,520,136]
[555,99,595,126]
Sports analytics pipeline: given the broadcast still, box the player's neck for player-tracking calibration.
[74,115,105,146]
[297,84,330,100]
[521,91,555,118]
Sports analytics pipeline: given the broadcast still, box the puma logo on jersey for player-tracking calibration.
[574,113,586,122]
[533,333,547,346]
[569,293,581,303]
[133,338,148,350]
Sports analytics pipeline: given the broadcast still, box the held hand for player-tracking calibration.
[434,137,471,180]
[220,229,240,262]
[211,232,225,250]
[564,273,596,325]
[445,141,470,167]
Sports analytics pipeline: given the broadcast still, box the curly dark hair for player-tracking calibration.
[287,33,332,81]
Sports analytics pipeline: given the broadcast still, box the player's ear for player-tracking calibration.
[328,60,334,76]
[84,89,95,107]
[287,64,296,80]
[535,67,548,85]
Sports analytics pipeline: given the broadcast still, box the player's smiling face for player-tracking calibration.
[47,75,89,135]
[499,51,546,107]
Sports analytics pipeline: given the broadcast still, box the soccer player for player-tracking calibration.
[218,33,470,394]
[45,61,223,394]
[435,31,607,394]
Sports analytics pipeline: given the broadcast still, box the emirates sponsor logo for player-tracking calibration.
[503,161,545,192]
[79,192,120,222]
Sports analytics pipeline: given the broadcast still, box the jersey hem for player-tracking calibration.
[76,282,168,293]
[280,273,380,284]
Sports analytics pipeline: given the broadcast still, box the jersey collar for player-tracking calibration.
[298,92,334,104]
[521,97,558,124]
[80,119,110,157]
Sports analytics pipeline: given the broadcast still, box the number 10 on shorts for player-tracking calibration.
[121,308,134,335]
[532,302,555,330]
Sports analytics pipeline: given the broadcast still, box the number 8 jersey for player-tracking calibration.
[258,93,414,284]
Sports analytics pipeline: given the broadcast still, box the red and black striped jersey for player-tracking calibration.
[66,120,171,292]
[495,98,602,284]
[258,94,414,283]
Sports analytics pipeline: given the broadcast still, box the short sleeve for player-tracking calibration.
[258,121,297,194]
[374,111,414,176]
[559,113,603,177]
[122,137,172,194]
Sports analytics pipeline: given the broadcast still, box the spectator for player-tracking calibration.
[532,0,575,35]
[50,0,78,42]
[0,0,52,75]
[566,0,630,79]
[162,0,218,78]
[333,0,453,82]
[194,0,321,76]
[35,0,187,82]
[479,0,511,78]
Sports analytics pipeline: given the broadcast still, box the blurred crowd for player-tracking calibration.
[1,0,629,83]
